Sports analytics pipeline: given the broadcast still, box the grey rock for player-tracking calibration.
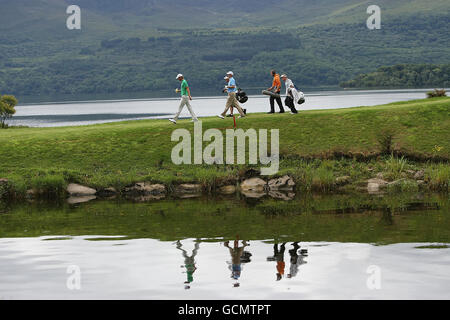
[268,175,295,191]
[241,190,266,199]
[175,193,202,199]
[376,173,384,179]
[219,185,236,195]
[125,183,166,195]
[367,178,389,193]
[175,184,202,194]
[368,178,389,185]
[387,179,407,187]
[67,195,96,205]
[335,176,351,186]
[241,178,267,192]
[67,183,97,196]
[26,189,35,199]
[128,194,166,202]
[414,170,425,180]
[268,191,295,201]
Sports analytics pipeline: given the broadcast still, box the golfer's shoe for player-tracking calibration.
[191,119,199,122]
[243,109,247,115]
[217,115,225,119]
[169,118,177,124]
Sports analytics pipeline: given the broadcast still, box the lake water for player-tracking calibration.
[9,89,434,127]
[0,193,449,300]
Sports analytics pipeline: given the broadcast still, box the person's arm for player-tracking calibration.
[269,78,280,91]
[187,86,192,100]
[227,79,236,89]
[275,77,281,92]
[267,78,275,91]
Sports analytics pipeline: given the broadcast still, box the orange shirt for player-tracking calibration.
[272,74,282,93]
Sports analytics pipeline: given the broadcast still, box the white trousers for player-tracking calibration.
[173,96,198,121]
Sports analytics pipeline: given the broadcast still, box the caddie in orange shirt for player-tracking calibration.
[267,69,285,114]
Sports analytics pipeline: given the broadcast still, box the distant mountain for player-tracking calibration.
[3,0,449,34]
[0,0,449,99]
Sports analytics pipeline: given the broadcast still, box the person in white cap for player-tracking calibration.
[169,74,198,124]
[218,71,246,119]
[281,74,300,114]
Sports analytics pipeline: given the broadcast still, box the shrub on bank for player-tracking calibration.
[426,163,450,192]
[427,89,447,98]
[0,95,18,128]
[386,180,419,193]
[31,174,67,198]
[384,155,408,180]
[377,129,397,154]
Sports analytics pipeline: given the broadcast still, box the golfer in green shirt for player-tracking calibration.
[169,74,198,124]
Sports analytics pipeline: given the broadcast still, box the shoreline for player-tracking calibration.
[1,158,448,204]
[1,97,448,202]
[15,88,450,106]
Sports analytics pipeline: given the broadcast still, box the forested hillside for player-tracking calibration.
[0,0,449,100]
[340,64,450,88]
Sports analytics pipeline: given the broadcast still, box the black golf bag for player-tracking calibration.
[236,88,248,104]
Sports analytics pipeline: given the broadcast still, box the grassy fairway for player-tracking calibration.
[0,97,449,195]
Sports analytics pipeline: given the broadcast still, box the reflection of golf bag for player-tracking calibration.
[240,251,252,263]
[236,88,248,104]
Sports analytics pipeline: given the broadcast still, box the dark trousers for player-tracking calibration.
[270,92,284,113]
[284,96,298,113]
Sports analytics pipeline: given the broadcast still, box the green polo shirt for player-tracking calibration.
[181,79,189,96]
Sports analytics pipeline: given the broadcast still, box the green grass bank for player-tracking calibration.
[0,97,449,199]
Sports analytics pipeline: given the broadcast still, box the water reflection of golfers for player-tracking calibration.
[224,237,252,287]
[268,242,308,281]
[176,240,200,290]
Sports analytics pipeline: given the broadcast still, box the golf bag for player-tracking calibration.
[236,88,248,104]
[297,91,305,105]
[288,87,305,105]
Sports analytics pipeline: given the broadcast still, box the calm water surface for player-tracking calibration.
[0,193,449,300]
[9,89,435,127]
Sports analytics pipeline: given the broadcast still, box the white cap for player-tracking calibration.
[226,71,234,76]
[176,74,183,79]
[281,74,287,78]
